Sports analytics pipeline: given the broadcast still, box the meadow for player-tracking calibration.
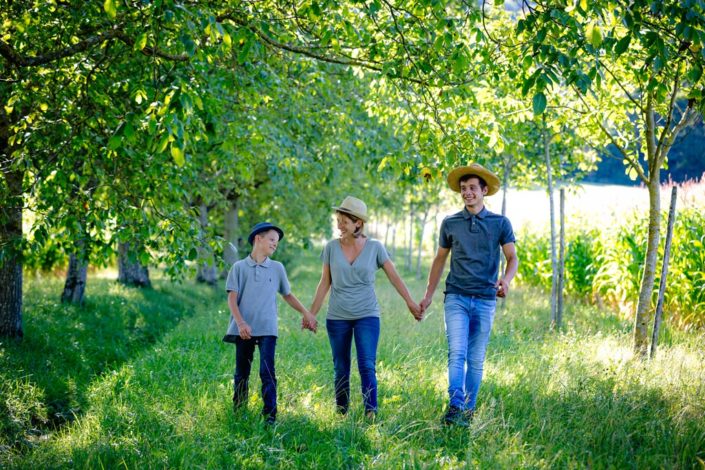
[2,248,704,469]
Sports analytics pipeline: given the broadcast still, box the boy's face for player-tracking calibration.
[255,230,280,256]
[459,176,487,209]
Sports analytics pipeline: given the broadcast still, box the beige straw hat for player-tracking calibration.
[332,196,368,222]
[447,163,501,195]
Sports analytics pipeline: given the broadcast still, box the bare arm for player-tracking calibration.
[283,292,317,333]
[227,290,252,339]
[309,263,332,316]
[381,259,422,320]
[495,242,518,297]
[421,247,450,311]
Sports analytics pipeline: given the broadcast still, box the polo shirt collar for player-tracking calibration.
[462,206,488,219]
[246,255,272,267]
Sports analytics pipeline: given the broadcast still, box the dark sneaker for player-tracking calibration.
[264,414,276,426]
[443,406,469,427]
[336,405,349,416]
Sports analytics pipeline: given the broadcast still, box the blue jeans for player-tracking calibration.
[326,316,380,413]
[444,294,496,411]
[233,336,277,417]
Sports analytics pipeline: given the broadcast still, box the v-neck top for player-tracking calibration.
[321,238,390,320]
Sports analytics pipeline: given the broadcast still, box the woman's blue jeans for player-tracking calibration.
[233,336,277,417]
[444,294,496,411]
[326,316,380,413]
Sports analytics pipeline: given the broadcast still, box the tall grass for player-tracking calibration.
[3,251,704,468]
[517,207,705,329]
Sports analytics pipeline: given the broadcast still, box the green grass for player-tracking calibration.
[3,252,705,468]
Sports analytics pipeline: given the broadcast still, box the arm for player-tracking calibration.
[227,290,252,340]
[381,259,422,321]
[309,263,332,316]
[283,292,317,333]
[495,242,518,297]
[420,247,450,312]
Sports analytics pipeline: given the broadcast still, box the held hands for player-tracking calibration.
[419,296,432,314]
[407,301,423,322]
[301,311,318,333]
[237,321,252,340]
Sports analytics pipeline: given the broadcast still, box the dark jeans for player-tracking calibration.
[326,316,380,413]
[233,336,277,417]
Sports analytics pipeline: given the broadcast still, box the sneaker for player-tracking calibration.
[365,410,377,422]
[264,414,276,426]
[464,408,475,422]
[443,406,469,427]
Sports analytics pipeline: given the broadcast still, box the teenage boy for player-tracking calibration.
[420,163,519,426]
[223,222,317,425]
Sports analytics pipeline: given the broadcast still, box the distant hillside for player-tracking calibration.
[584,120,705,185]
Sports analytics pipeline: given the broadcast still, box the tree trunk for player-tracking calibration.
[391,225,397,260]
[118,242,151,288]
[0,165,24,338]
[543,120,558,328]
[650,186,677,359]
[384,217,390,248]
[556,188,566,329]
[61,251,88,305]
[415,207,429,279]
[634,173,661,356]
[406,207,414,272]
[222,196,240,276]
[196,202,218,286]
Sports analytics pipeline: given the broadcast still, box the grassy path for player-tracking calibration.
[4,254,705,468]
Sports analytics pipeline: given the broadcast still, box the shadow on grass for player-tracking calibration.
[0,278,219,448]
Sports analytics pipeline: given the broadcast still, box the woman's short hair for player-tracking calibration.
[336,210,365,237]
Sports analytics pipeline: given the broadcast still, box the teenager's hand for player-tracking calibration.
[495,278,510,298]
[237,321,252,340]
[419,296,433,313]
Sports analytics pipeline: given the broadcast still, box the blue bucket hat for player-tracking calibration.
[248,222,284,245]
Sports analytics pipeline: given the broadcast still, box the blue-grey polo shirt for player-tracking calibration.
[439,206,515,299]
[223,256,291,342]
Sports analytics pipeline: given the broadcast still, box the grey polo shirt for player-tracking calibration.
[223,256,291,342]
[321,238,390,320]
[439,207,515,299]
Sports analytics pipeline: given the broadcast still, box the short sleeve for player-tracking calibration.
[278,263,291,296]
[225,263,240,293]
[500,217,516,246]
[321,241,333,265]
[374,240,390,268]
[439,218,451,249]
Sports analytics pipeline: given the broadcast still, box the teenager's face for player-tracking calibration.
[256,230,280,255]
[459,177,487,209]
[336,213,361,236]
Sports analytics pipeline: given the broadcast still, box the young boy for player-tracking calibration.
[223,222,317,425]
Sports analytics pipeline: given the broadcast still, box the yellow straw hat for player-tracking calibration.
[447,163,500,195]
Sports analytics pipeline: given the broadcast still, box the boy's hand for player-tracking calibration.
[302,312,317,333]
[237,321,252,340]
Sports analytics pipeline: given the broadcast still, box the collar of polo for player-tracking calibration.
[463,207,488,219]
[246,256,272,267]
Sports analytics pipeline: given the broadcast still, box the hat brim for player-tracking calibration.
[248,225,284,245]
[447,166,500,195]
[332,206,368,222]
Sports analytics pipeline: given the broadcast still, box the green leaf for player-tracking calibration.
[170,145,185,166]
[135,33,148,51]
[104,0,117,19]
[688,63,703,84]
[587,24,602,48]
[614,35,631,55]
[532,92,547,115]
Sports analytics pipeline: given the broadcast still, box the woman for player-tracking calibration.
[309,196,422,418]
